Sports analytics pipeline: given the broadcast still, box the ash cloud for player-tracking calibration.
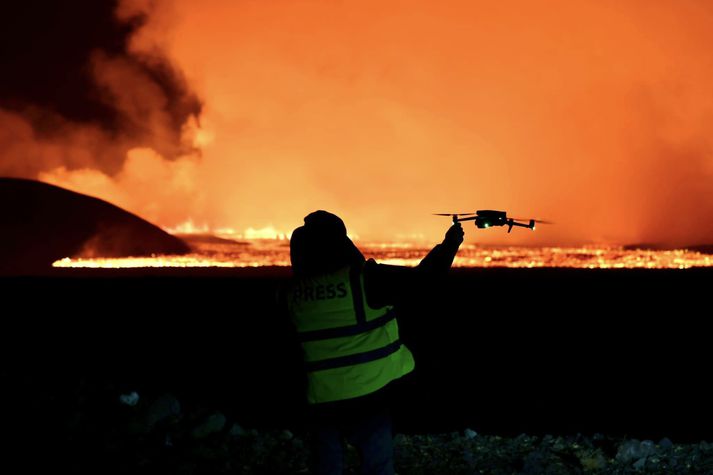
[0,0,201,177]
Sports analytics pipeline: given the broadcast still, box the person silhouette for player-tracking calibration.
[286,210,463,475]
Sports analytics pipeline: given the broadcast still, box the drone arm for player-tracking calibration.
[509,221,535,231]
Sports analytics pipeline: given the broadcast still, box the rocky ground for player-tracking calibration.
[22,388,713,475]
[189,426,713,474]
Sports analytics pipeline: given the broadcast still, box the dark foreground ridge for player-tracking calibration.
[0,268,713,473]
[0,177,190,273]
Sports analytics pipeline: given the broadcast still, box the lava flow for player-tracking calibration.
[53,241,713,269]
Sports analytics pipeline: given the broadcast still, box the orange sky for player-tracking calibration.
[39,0,713,246]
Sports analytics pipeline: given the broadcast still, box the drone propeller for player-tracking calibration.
[511,218,554,225]
[432,213,478,217]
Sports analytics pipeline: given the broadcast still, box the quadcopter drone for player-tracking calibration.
[434,210,552,233]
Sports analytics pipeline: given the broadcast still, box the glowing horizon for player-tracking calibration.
[52,241,713,270]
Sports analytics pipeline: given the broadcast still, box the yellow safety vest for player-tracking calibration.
[287,262,415,404]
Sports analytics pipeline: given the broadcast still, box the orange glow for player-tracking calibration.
[24,1,713,246]
[52,242,713,270]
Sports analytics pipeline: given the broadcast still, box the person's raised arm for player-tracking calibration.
[363,222,464,308]
[415,222,464,275]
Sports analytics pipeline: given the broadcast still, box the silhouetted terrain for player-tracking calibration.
[687,244,713,255]
[0,178,189,273]
[3,266,712,473]
[4,267,711,436]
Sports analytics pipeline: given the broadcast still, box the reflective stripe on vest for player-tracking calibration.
[287,263,415,404]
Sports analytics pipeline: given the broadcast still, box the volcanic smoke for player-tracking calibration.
[2,0,713,247]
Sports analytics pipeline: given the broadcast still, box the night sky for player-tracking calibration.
[2,1,713,246]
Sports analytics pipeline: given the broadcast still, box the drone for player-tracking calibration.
[434,210,552,233]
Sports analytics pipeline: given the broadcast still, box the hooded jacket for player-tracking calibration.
[285,211,460,413]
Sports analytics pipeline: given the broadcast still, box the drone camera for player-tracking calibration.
[475,217,492,229]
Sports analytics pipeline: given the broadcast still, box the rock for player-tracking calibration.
[641,440,655,451]
[292,438,305,452]
[658,437,673,449]
[464,428,478,439]
[279,429,294,441]
[552,436,568,451]
[118,391,140,407]
[192,412,227,439]
[522,449,545,474]
[462,447,475,465]
[616,440,639,463]
[578,449,607,470]
[632,456,647,470]
[146,393,181,429]
[230,423,247,437]
[616,439,656,464]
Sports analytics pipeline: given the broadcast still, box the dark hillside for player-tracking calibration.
[0,177,189,273]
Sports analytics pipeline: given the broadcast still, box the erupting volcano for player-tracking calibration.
[4,2,713,473]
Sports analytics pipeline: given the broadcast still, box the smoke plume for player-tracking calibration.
[0,0,203,226]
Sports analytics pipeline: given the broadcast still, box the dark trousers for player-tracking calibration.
[308,406,395,475]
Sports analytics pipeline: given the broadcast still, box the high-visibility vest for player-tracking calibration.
[287,262,415,404]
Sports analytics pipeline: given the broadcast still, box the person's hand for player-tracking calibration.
[444,222,464,247]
